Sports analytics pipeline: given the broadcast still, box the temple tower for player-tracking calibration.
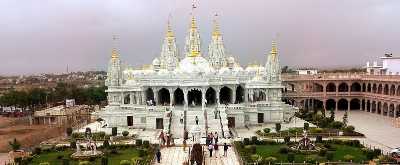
[159,20,179,71]
[265,41,281,83]
[208,14,227,70]
[105,37,122,87]
[184,15,202,57]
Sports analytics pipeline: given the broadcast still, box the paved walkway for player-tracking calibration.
[336,111,400,153]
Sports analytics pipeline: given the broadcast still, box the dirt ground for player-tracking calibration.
[0,117,64,152]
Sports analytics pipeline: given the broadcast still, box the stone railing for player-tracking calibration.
[282,73,400,81]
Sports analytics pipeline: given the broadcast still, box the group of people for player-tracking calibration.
[206,132,229,158]
[158,131,173,147]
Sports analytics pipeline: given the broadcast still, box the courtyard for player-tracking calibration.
[336,110,400,153]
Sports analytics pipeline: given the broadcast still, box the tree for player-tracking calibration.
[329,108,335,121]
[342,110,348,126]
[9,138,21,151]
[275,123,281,132]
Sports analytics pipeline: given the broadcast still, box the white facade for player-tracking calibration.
[366,55,400,75]
[96,15,297,138]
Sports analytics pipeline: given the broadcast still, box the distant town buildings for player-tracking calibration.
[366,55,400,75]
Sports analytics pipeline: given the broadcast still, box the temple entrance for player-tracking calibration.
[220,86,232,104]
[127,116,133,126]
[228,117,235,128]
[158,88,170,106]
[124,94,130,104]
[350,99,360,110]
[258,113,264,123]
[188,89,202,106]
[325,99,336,111]
[156,118,164,129]
[206,87,216,106]
[174,88,184,106]
[337,99,348,111]
[145,88,154,105]
[236,85,244,104]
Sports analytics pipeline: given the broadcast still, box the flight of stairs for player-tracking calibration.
[217,107,230,138]
[186,109,207,137]
[169,110,185,138]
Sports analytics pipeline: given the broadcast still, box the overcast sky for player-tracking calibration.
[1,0,400,75]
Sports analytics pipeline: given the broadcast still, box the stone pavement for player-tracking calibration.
[203,145,240,165]
[336,111,400,153]
[155,147,189,165]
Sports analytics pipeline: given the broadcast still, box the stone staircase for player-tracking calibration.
[206,108,224,137]
[186,109,207,137]
[169,110,185,138]
[217,107,230,138]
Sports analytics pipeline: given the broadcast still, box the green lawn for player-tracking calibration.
[254,144,368,163]
[30,149,140,165]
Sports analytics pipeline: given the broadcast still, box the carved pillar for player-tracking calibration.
[153,88,159,105]
[347,99,351,111]
[216,87,221,106]
[169,88,174,108]
[232,86,237,104]
[183,88,188,110]
[335,99,338,111]
[244,88,249,103]
[201,88,206,110]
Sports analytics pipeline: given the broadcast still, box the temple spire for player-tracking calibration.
[159,18,179,70]
[185,0,201,57]
[208,13,227,70]
[111,35,119,59]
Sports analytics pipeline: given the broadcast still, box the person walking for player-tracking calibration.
[208,143,214,157]
[195,116,199,125]
[223,143,229,157]
[156,149,161,163]
[214,132,219,144]
[214,143,219,158]
[180,113,184,124]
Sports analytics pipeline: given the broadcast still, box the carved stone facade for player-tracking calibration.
[282,73,400,118]
[97,14,296,138]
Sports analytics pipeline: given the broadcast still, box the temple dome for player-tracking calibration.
[152,58,161,66]
[176,56,214,73]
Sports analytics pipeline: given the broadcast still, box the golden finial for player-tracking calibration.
[189,50,199,57]
[166,15,174,38]
[190,16,197,29]
[270,41,278,60]
[212,13,221,37]
[111,35,119,59]
[111,48,118,59]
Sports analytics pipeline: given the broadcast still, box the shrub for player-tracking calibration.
[263,128,271,133]
[315,135,322,143]
[101,157,108,165]
[138,149,147,157]
[255,130,262,136]
[278,146,289,154]
[343,125,355,132]
[318,149,327,156]
[135,139,143,146]
[312,128,323,133]
[57,155,64,159]
[244,145,256,154]
[275,123,281,132]
[120,160,130,165]
[284,136,290,143]
[343,154,355,162]
[143,140,150,148]
[243,138,250,145]
[103,140,110,148]
[33,147,42,155]
[304,123,309,130]
[330,121,344,129]
[373,149,382,157]
[79,161,90,165]
[8,138,21,151]
[122,131,129,137]
[305,155,317,164]
[263,156,277,163]
[39,162,50,165]
[326,151,334,161]
[250,136,258,144]
[66,127,73,136]
[287,153,295,162]
[62,159,70,165]
[250,154,262,163]
[98,131,106,139]
[112,127,118,136]
[70,141,77,149]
